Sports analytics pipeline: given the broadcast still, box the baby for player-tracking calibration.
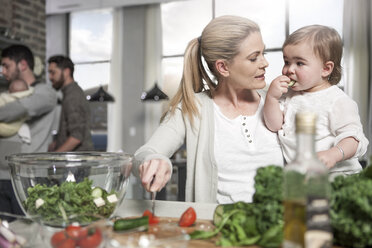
[263,25,368,177]
[0,79,34,142]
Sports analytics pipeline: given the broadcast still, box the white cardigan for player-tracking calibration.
[134,90,284,203]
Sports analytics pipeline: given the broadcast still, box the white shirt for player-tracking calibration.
[214,91,284,204]
[279,85,368,173]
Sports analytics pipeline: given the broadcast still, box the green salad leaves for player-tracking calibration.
[24,178,116,223]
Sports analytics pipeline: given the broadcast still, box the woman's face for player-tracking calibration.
[226,32,268,90]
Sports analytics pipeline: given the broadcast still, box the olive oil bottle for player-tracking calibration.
[283,112,332,248]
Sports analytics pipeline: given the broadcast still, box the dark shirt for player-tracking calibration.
[55,82,93,151]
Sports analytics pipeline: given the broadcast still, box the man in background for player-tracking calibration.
[47,55,93,152]
[0,44,58,215]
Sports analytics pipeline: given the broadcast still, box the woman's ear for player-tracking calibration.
[215,59,229,77]
[322,61,334,78]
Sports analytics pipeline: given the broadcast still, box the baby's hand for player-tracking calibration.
[317,150,338,169]
[267,75,291,100]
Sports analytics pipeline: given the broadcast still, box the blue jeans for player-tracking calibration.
[0,180,24,219]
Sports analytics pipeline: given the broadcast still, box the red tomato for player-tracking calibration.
[151,215,160,225]
[56,238,76,248]
[51,231,67,248]
[65,225,88,240]
[179,207,196,227]
[143,209,159,225]
[78,228,103,248]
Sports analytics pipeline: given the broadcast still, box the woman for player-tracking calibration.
[134,15,284,203]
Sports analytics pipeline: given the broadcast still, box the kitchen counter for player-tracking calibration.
[11,199,218,248]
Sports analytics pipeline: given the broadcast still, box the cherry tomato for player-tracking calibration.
[151,215,159,225]
[51,231,67,248]
[179,207,196,227]
[56,238,76,248]
[143,209,159,225]
[78,228,103,248]
[65,225,88,240]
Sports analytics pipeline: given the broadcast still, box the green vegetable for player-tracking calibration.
[330,166,372,248]
[190,165,284,247]
[191,164,372,248]
[24,178,116,224]
[113,216,149,232]
[91,187,103,199]
[288,80,296,87]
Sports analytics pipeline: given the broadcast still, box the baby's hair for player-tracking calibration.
[283,25,342,85]
[9,79,28,93]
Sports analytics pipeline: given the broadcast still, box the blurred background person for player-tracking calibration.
[0,44,58,215]
[47,55,93,152]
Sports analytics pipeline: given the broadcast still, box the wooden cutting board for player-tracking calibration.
[107,217,220,247]
[106,216,343,248]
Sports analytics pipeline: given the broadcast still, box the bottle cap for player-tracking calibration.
[296,111,317,134]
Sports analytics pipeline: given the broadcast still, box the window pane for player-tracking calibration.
[215,0,286,49]
[70,9,113,63]
[265,51,284,88]
[162,57,183,99]
[161,0,212,56]
[289,0,344,36]
[74,63,110,90]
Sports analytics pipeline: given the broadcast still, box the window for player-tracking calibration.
[161,0,212,95]
[69,9,113,90]
[161,0,344,95]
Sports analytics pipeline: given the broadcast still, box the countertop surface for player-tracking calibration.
[11,199,219,248]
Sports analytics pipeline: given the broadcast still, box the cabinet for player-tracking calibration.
[46,0,185,14]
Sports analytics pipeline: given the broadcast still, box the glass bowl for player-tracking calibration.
[0,211,41,247]
[7,152,133,227]
[39,214,108,248]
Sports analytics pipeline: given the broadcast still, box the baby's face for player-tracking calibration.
[9,79,28,93]
[282,42,330,92]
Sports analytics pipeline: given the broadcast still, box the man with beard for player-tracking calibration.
[47,55,93,152]
[0,45,58,215]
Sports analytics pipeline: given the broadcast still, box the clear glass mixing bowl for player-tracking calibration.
[7,152,133,227]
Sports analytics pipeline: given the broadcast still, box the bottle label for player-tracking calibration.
[283,240,303,248]
[305,196,332,248]
[305,231,332,248]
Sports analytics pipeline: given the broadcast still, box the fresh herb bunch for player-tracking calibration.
[330,166,372,248]
[190,165,284,247]
[24,178,116,224]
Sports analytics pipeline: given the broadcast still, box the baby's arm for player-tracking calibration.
[318,95,368,169]
[317,137,359,169]
[263,75,291,132]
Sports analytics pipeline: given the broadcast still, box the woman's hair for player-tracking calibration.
[162,15,260,125]
[283,25,342,85]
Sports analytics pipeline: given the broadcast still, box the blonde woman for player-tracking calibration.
[134,15,284,203]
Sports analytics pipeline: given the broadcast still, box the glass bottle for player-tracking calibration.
[283,112,332,248]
